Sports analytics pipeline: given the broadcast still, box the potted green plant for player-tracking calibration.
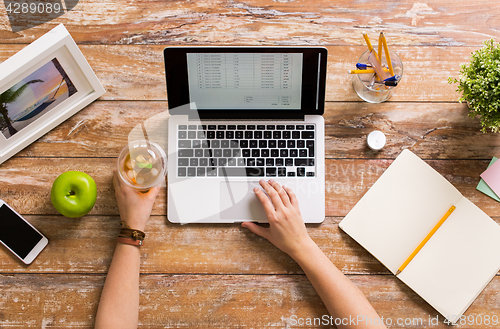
[448,39,500,133]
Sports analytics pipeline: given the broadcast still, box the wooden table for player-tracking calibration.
[1,1,500,328]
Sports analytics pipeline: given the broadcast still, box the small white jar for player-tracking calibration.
[367,130,386,151]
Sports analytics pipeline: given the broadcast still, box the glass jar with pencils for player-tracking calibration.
[351,32,403,103]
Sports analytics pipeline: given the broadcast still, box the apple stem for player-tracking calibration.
[69,191,76,196]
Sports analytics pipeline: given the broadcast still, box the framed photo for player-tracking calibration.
[0,24,105,165]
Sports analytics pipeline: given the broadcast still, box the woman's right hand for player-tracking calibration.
[241,179,316,260]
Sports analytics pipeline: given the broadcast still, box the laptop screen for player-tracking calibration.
[165,47,327,119]
[186,53,303,110]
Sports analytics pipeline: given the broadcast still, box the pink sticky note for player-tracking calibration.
[480,159,500,197]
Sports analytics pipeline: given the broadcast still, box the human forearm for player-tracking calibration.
[94,172,160,328]
[94,243,141,329]
[243,180,386,328]
[292,243,386,329]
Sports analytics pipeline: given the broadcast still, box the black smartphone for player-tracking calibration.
[0,199,48,264]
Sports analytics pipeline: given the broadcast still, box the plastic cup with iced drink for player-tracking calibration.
[117,140,167,192]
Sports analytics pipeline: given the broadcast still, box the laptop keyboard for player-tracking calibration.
[176,124,316,177]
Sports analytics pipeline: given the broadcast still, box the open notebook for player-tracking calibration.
[339,149,500,323]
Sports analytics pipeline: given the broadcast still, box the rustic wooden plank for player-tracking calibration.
[0,157,125,216]
[1,158,499,217]
[11,101,168,159]
[0,45,167,102]
[325,158,500,217]
[0,215,384,274]
[0,1,499,46]
[0,274,103,328]
[323,102,500,160]
[1,274,499,328]
[0,45,482,101]
[0,215,119,274]
[1,214,498,275]
[10,100,499,160]
[3,214,500,276]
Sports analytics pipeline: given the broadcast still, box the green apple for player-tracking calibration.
[51,171,97,218]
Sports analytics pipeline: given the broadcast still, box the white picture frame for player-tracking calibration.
[0,24,105,165]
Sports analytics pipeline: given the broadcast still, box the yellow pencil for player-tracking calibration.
[362,32,380,63]
[348,68,390,74]
[362,31,374,52]
[380,32,395,76]
[348,69,376,74]
[396,205,456,275]
[377,33,383,65]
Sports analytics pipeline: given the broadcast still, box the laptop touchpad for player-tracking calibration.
[219,181,267,221]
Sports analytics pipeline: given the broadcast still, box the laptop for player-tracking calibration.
[164,47,327,224]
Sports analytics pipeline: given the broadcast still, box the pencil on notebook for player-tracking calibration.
[396,205,456,275]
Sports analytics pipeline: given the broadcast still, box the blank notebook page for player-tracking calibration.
[398,197,500,319]
[339,150,463,273]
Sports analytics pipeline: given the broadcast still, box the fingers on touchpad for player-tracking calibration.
[219,181,266,221]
